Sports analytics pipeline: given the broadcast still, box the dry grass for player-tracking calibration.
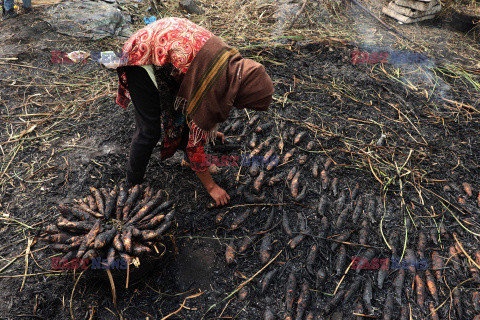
[1,0,478,205]
[0,2,479,319]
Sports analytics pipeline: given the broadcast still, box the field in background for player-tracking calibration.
[0,0,479,319]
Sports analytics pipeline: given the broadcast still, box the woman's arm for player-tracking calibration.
[195,170,230,206]
[186,124,230,206]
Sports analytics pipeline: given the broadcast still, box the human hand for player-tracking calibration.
[216,132,225,144]
[207,184,230,207]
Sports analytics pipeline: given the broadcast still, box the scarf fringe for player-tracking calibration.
[190,121,218,145]
[208,123,219,144]
[174,96,187,113]
[176,97,218,145]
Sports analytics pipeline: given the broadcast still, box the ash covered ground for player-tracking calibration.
[0,3,479,320]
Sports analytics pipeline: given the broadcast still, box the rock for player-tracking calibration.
[382,6,438,23]
[0,44,26,57]
[179,0,205,15]
[387,2,441,18]
[382,0,442,24]
[395,0,438,11]
[45,0,132,40]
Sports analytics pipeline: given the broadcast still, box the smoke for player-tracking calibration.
[270,0,302,42]
[345,1,452,100]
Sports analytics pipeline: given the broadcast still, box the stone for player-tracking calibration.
[388,2,441,17]
[179,0,205,15]
[0,44,26,57]
[394,0,438,11]
[382,6,438,24]
[45,0,132,40]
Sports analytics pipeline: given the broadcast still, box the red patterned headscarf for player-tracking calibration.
[116,17,213,109]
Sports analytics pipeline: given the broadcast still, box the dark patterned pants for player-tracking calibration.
[124,66,187,185]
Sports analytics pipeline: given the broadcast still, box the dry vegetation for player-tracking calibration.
[0,0,479,319]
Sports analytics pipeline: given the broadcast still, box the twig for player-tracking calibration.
[161,291,204,320]
[334,259,354,295]
[453,233,480,270]
[20,238,33,292]
[303,232,382,249]
[0,250,24,274]
[236,250,282,290]
[70,269,88,320]
[218,297,234,319]
[287,0,309,30]
[0,217,35,229]
[201,249,283,319]
[126,261,130,289]
[379,196,391,251]
[0,238,26,252]
[225,202,289,209]
[0,271,65,278]
[428,278,472,317]
[439,200,480,237]
[367,154,383,185]
[0,62,93,80]
[106,269,117,309]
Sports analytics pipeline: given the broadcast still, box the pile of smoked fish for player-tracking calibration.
[214,111,480,319]
[41,184,174,269]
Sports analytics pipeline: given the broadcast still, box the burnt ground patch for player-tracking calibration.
[0,11,479,320]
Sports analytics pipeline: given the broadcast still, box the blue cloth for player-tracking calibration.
[143,16,156,25]
[4,0,31,11]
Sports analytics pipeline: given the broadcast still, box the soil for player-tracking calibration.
[0,3,479,320]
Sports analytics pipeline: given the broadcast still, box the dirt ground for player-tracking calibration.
[0,0,479,319]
